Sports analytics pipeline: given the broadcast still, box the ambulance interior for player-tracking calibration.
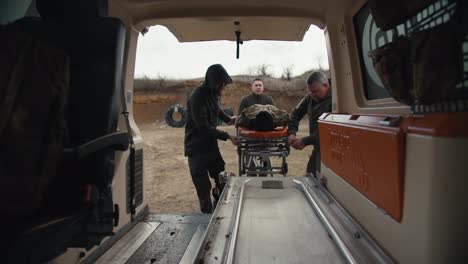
[0,0,467,263]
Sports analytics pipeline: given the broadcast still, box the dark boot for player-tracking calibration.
[212,187,220,207]
[199,197,213,214]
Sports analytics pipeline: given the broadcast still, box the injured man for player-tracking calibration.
[236,104,289,131]
[236,104,290,176]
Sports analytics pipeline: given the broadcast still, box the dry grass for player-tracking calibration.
[133,68,329,95]
[133,94,178,104]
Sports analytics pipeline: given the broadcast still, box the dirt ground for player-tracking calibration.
[140,122,312,214]
[134,77,310,213]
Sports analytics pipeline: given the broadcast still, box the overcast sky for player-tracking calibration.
[134,25,329,80]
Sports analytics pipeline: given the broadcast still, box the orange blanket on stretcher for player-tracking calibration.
[238,126,288,139]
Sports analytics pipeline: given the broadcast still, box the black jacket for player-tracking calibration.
[184,65,232,156]
[238,93,275,115]
[288,90,332,148]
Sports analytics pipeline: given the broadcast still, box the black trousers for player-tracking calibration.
[188,151,225,213]
[306,147,321,176]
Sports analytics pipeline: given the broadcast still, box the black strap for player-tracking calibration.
[120,86,134,146]
[119,76,137,222]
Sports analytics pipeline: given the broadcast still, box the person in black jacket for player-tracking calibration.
[184,64,238,213]
[288,71,332,176]
[238,78,275,115]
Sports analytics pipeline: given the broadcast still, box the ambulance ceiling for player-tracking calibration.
[113,0,357,42]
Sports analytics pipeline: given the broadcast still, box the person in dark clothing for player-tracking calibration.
[288,71,332,176]
[184,64,238,213]
[238,78,275,115]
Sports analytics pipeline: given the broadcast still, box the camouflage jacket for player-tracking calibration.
[236,104,289,130]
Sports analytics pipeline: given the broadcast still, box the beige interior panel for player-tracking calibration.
[322,134,468,263]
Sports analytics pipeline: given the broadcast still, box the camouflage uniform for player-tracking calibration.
[236,104,289,130]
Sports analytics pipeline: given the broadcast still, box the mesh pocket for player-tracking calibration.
[369,0,438,31]
[411,23,465,104]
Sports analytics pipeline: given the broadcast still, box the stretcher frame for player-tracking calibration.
[236,127,289,176]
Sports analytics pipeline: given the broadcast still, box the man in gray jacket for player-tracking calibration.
[288,71,331,175]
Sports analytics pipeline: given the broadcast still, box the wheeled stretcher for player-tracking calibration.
[237,126,289,176]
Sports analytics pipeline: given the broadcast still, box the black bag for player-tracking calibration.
[0,24,70,217]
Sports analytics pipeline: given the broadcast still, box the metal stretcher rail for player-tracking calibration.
[293,179,358,264]
[223,178,355,264]
[225,179,250,264]
[192,177,393,264]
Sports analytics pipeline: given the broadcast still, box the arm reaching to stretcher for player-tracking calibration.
[289,133,317,149]
[218,108,237,125]
[190,95,239,145]
[291,136,317,150]
[229,134,239,146]
[288,94,318,149]
[288,95,310,147]
[288,134,308,149]
[288,96,309,133]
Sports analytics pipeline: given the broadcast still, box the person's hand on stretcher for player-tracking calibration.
[228,115,237,125]
[229,134,239,146]
[288,134,306,150]
[227,115,239,146]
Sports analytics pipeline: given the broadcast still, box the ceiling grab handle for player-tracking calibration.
[235,30,243,59]
[234,21,243,59]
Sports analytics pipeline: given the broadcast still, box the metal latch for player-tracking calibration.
[378,115,401,127]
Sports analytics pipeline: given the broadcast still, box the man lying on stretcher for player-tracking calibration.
[236,104,290,176]
[236,104,289,133]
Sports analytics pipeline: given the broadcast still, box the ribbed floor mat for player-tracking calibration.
[261,180,284,189]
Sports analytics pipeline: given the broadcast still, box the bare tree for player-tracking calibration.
[281,64,294,81]
[254,63,272,77]
[134,75,152,92]
[156,73,167,89]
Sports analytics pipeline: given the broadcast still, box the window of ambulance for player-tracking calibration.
[353,2,392,100]
[353,0,467,109]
